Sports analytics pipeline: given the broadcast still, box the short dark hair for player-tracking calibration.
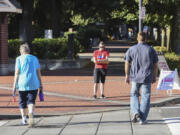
[138,32,146,41]
[99,41,105,46]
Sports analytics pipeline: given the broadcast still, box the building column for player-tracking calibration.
[0,13,9,75]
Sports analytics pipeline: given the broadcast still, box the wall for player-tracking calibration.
[0,13,8,75]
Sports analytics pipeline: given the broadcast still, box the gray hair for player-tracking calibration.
[20,43,30,53]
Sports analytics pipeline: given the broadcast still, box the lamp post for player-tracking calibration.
[139,0,142,32]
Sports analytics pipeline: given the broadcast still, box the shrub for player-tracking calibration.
[8,37,82,59]
[146,40,159,46]
[153,46,168,53]
[154,46,180,72]
[164,52,180,72]
[32,38,69,59]
[63,31,85,53]
[76,26,103,51]
[8,39,22,58]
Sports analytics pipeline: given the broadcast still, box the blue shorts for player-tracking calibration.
[18,90,38,109]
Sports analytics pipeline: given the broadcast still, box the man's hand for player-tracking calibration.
[125,75,130,84]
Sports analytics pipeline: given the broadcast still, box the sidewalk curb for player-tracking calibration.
[151,96,180,107]
[1,96,180,120]
[0,107,129,120]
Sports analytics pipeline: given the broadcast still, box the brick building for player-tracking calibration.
[0,0,21,75]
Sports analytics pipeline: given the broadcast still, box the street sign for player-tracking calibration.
[140,7,146,19]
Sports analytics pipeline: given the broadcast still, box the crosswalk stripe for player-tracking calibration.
[161,106,180,109]
[163,117,180,135]
[0,121,8,126]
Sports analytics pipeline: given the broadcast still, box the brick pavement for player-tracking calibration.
[0,69,180,116]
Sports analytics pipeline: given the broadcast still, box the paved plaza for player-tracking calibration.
[0,41,180,134]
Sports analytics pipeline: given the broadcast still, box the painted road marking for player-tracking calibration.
[161,106,180,109]
[164,117,180,135]
[0,121,8,126]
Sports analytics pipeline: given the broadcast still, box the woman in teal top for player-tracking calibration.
[12,44,43,127]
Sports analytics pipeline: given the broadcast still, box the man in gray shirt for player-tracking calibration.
[125,32,158,124]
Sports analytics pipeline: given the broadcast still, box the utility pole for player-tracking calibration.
[139,0,142,32]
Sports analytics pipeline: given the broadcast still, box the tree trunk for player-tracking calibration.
[19,0,34,49]
[166,26,171,52]
[161,28,165,48]
[52,0,59,38]
[149,26,153,40]
[157,27,161,45]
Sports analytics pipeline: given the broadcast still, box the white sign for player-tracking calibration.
[173,69,180,90]
[44,29,53,39]
[140,7,146,19]
[158,55,169,71]
[157,69,180,91]
[157,70,175,90]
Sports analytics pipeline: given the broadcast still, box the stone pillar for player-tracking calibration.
[0,13,8,75]
[68,34,74,59]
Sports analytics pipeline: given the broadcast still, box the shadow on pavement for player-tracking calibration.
[35,104,129,108]
[34,120,131,128]
[41,68,125,76]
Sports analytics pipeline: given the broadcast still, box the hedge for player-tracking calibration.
[153,46,168,54]
[164,52,180,72]
[8,38,84,59]
[154,46,180,72]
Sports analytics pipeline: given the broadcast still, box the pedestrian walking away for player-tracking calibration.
[12,43,43,127]
[93,41,109,99]
[124,32,158,125]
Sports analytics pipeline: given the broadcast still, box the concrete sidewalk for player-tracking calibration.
[0,108,171,135]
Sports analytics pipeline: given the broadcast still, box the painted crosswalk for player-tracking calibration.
[164,117,180,135]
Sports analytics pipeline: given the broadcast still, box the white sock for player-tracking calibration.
[22,116,27,121]
[22,116,27,124]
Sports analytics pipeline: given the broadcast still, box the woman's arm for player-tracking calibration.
[37,69,43,90]
[12,69,20,96]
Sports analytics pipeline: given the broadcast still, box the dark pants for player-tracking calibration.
[18,90,38,109]
[94,68,107,83]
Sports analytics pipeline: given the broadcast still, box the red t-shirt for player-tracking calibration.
[93,49,109,69]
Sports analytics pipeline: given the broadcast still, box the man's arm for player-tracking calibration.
[152,63,158,83]
[97,52,110,64]
[93,57,96,64]
[125,61,130,84]
[100,56,109,64]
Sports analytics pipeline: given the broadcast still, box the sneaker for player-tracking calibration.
[100,94,106,99]
[93,95,97,99]
[132,113,141,123]
[21,118,27,125]
[28,113,34,127]
[139,120,147,125]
